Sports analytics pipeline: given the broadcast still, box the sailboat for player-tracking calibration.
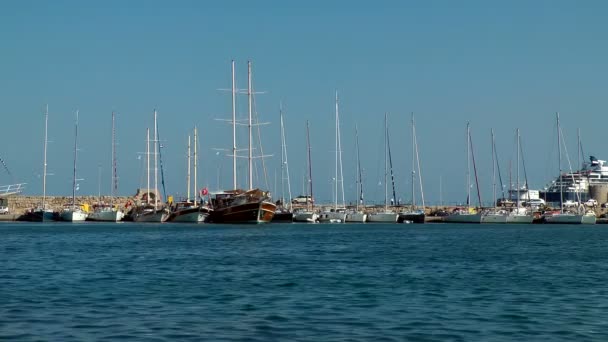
[208,61,276,223]
[319,92,347,223]
[132,111,169,222]
[345,124,367,223]
[367,113,399,223]
[88,112,125,222]
[293,121,319,223]
[398,113,426,224]
[272,103,295,222]
[544,113,596,224]
[168,127,210,223]
[481,129,510,223]
[60,110,88,222]
[444,122,483,223]
[22,105,55,221]
[505,129,534,223]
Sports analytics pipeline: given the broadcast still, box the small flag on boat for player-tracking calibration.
[201,187,209,196]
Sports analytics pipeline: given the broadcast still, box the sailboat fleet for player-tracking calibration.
[17,62,601,225]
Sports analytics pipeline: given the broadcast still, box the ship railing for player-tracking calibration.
[0,183,27,197]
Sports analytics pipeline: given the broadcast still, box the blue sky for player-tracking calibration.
[1,0,607,205]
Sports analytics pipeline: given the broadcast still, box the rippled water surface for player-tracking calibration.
[2,222,608,341]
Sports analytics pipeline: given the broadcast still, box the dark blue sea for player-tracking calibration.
[2,222,608,341]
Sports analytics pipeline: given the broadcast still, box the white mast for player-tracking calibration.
[71,110,79,209]
[467,122,471,209]
[334,92,338,209]
[384,113,388,210]
[355,124,363,211]
[336,92,345,208]
[411,112,416,209]
[557,113,564,212]
[516,128,520,210]
[42,105,48,210]
[111,111,117,206]
[413,114,425,209]
[146,128,150,205]
[279,103,292,209]
[231,60,237,189]
[194,126,198,203]
[248,60,253,190]
[187,135,191,202]
[491,129,496,209]
[154,109,158,210]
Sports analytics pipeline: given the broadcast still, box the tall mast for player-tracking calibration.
[414,115,425,210]
[411,112,416,209]
[111,111,117,205]
[280,103,292,209]
[280,104,285,206]
[72,110,79,209]
[154,109,158,210]
[334,92,338,209]
[557,112,563,213]
[42,105,48,209]
[231,60,237,189]
[384,113,388,210]
[306,120,313,211]
[146,128,150,205]
[516,128,520,209]
[194,126,198,203]
[466,122,471,209]
[469,125,483,208]
[187,135,191,202]
[355,124,363,211]
[337,94,345,208]
[248,60,253,190]
[491,129,496,209]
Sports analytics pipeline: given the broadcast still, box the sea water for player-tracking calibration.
[2,222,608,341]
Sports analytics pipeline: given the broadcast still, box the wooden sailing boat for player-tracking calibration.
[208,60,276,223]
[60,110,88,222]
[293,120,319,223]
[367,113,399,223]
[444,122,483,223]
[398,113,426,224]
[88,112,125,222]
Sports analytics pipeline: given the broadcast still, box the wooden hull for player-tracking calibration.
[210,201,276,224]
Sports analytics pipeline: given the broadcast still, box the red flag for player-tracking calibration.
[201,187,208,196]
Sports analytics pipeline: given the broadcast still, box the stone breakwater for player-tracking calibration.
[6,196,133,214]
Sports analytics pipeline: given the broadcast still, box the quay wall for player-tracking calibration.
[3,196,133,214]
